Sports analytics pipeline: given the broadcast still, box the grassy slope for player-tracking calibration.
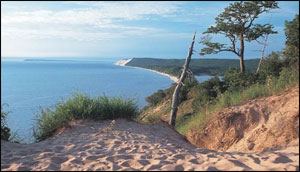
[126,58,260,76]
[138,70,299,139]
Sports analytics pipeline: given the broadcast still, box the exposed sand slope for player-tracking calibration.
[187,86,299,153]
[1,119,299,171]
[114,59,132,66]
[114,59,179,83]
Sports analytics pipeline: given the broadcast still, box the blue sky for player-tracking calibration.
[1,1,299,59]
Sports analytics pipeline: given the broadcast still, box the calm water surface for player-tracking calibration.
[1,58,211,142]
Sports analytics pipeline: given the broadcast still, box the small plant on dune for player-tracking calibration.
[103,120,116,132]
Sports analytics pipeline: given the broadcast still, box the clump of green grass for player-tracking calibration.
[33,93,138,142]
[214,68,299,110]
[1,104,11,141]
[175,107,213,135]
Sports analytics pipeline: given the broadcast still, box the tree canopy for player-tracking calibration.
[200,1,279,72]
[283,14,299,69]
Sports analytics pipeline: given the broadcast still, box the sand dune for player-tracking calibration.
[187,86,299,153]
[114,59,179,83]
[114,59,132,66]
[1,119,299,171]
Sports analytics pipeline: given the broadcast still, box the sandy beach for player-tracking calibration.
[1,119,299,171]
[114,59,179,83]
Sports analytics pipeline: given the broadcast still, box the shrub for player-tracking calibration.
[145,89,166,106]
[271,67,299,90]
[179,77,199,102]
[223,68,258,92]
[283,14,299,70]
[33,93,139,142]
[1,104,11,141]
[157,77,198,104]
[191,76,224,111]
[259,51,283,79]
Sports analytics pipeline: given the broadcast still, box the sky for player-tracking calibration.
[1,1,299,59]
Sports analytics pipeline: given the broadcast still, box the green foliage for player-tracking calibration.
[178,66,299,136]
[223,68,258,92]
[191,77,224,111]
[200,1,278,72]
[283,14,299,69]
[259,51,283,78]
[145,89,166,106]
[275,67,299,89]
[127,58,260,76]
[1,104,11,141]
[166,77,198,103]
[175,110,213,136]
[179,77,199,102]
[33,93,139,142]
[215,67,299,110]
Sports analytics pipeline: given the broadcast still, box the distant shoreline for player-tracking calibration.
[114,59,179,83]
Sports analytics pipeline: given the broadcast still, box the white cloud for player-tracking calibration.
[1,1,182,42]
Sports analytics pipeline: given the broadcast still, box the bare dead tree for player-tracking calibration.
[169,32,196,126]
[256,34,269,73]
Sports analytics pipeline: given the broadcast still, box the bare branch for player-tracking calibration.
[169,32,196,126]
[256,34,269,73]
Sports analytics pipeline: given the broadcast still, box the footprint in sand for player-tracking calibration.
[51,156,69,164]
[16,166,32,171]
[161,164,184,171]
[119,160,144,169]
[85,155,104,161]
[44,162,60,171]
[106,155,135,162]
[273,155,293,163]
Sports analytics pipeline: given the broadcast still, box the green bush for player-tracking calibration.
[159,77,198,103]
[215,67,299,110]
[145,89,166,105]
[1,104,11,141]
[191,76,224,111]
[179,77,199,102]
[223,68,258,92]
[33,93,139,142]
[259,51,283,79]
[283,14,299,70]
[271,67,299,90]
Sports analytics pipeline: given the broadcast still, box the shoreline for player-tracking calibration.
[114,59,179,83]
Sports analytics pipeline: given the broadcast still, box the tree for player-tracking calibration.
[283,14,299,69]
[200,1,279,72]
[169,32,196,126]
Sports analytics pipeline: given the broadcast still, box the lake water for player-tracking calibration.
[1,58,212,142]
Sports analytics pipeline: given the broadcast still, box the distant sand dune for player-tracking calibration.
[115,59,179,83]
[1,119,299,171]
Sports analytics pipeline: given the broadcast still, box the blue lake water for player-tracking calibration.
[1,58,212,142]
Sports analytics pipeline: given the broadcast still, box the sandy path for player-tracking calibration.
[1,119,299,171]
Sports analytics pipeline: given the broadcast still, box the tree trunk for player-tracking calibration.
[256,34,269,73]
[169,32,196,126]
[239,34,245,72]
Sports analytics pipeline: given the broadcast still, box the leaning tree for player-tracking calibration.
[200,1,279,72]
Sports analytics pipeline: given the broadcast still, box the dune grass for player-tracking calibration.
[33,93,139,142]
[1,104,11,141]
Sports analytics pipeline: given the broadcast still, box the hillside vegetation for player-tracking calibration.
[138,63,299,152]
[126,58,260,76]
[138,14,299,152]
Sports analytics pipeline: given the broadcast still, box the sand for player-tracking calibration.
[114,59,179,83]
[187,86,300,153]
[1,119,299,171]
